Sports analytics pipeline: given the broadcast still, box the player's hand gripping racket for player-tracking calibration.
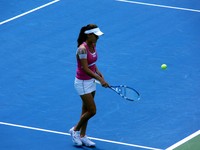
[95,80,140,101]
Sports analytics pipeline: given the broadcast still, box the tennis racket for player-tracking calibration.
[95,80,140,101]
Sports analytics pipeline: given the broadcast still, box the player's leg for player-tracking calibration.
[80,91,96,137]
[75,92,96,131]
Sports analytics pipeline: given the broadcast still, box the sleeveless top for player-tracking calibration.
[76,42,97,80]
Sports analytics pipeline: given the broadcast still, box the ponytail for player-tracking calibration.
[77,24,98,47]
[77,26,87,47]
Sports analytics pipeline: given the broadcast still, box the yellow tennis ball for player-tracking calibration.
[161,64,167,70]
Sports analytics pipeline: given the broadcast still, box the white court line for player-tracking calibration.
[0,121,162,150]
[166,130,200,150]
[0,0,60,26]
[116,0,200,13]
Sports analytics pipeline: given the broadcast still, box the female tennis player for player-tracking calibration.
[69,24,109,147]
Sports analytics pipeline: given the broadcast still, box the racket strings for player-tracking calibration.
[121,87,140,101]
[110,85,140,101]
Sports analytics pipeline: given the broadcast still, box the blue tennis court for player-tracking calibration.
[0,0,200,149]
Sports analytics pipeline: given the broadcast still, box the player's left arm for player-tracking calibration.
[95,65,104,79]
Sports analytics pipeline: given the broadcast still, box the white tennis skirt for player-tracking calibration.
[74,77,96,95]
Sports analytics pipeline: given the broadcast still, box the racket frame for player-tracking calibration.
[109,85,140,101]
[95,80,140,101]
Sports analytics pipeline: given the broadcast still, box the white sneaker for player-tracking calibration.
[69,127,82,146]
[81,136,96,147]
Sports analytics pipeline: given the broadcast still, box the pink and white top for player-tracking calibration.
[76,42,97,80]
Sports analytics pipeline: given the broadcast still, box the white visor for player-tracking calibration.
[84,28,104,36]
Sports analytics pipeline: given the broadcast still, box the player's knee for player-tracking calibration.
[89,108,96,117]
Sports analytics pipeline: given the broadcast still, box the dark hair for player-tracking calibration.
[77,24,98,47]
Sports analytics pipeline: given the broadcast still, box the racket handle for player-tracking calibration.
[95,80,101,84]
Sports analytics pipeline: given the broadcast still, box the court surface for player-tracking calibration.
[0,0,200,150]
